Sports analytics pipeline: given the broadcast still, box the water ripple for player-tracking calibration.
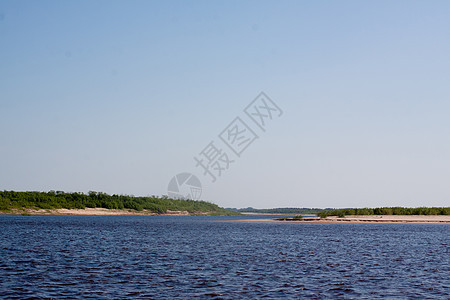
[0,215,448,299]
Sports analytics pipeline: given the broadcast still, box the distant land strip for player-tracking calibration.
[316,207,449,217]
[227,207,332,214]
[232,206,450,224]
[228,206,450,216]
[238,215,450,224]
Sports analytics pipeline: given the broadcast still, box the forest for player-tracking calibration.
[0,190,238,215]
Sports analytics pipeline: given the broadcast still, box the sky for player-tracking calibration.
[1,1,450,209]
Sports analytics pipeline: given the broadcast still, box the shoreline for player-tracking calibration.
[234,215,450,224]
[1,209,448,223]
[239,212,296,216]
[0,208,208,216]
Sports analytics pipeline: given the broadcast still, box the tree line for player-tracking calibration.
[0,190,238,215]
[317,207,450,218]
[227,207,330,214]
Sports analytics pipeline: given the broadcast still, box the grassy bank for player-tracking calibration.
[0,191,239,216]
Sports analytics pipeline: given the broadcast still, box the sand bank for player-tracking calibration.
[1,208,194,216]
[236,215,450,224]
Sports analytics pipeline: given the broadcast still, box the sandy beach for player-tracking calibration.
[236,215,450,224]
[0,208,194,216]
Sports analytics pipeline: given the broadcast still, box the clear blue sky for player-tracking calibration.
[1,1,450,208]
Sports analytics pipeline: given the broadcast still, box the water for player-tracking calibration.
[0,215,448,299]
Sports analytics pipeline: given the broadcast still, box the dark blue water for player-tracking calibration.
[0,215,448,299]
